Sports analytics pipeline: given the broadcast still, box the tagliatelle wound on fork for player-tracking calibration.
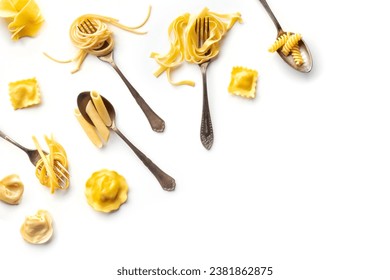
[150,7,242,86]
[43,6,151,73]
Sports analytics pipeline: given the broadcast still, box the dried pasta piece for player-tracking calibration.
[8,77,41,110]
[20,209,53,244]
[0,174,24,205]
[86,100,110,144]
[0,0,44,40]
[74,108,103,148]
[281,33,302,56]
[268,32,290,53]
[151,7,242,86]
[228,66,258,99]
[85,169,129,213]
[32,135,70,194]
[44,6,151,73]
[91,90,111,126]
[291,45,304,66]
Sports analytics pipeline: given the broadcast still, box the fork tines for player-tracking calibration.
[195,17,210,49]
[78,19,97,34]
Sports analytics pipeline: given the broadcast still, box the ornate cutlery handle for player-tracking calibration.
[200,63,214,150]
[113,127,176,191]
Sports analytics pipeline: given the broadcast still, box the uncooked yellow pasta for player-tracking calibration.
[291,45,304,66]
[20,209,53,244]
[86,100,110,143]
[8,77,41,110]
[91,90,111,126]
[150,7,242,86]
[228,66,258,99]
[32,135,70,194]
[85,169,129,213]
[268,33,290,53]
[0,174,24,205]
[281,33,302,56]
[74,108,103,148]
[0,0,44,40]
[44,6,151,73]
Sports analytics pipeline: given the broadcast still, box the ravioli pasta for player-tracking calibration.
[8,77,41,110]
[44,6,151,73]
[0,0,44,40]
[32,135,70,194]
[150,7,242,86]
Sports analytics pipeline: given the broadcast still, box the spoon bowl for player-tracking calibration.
[259,0,313,72]
[77,91,176,191]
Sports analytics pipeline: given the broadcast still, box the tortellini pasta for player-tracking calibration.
[20,210,54,244]
[0,174,24,205]
[0,0,44,40]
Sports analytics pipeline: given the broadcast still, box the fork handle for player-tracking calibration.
[113,127,176,191]
[200,63,214,150]
[100,53,165,133]
[0,130,29,153]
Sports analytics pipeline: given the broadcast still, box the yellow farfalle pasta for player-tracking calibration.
[0,174,24,205]
[0,0,44,40]
[32,135,70,193]
[228,66,258,99]
[151,7,242,86]
[20,209,53,244]
[268,32,290,53]
[8,77,41,110]
[85,169,129,213]
[291,45,304,66]
[44,6,151,73]
[281,33,302,56]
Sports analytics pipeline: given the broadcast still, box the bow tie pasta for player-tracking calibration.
[0,0,44,40]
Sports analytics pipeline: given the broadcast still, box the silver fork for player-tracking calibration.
[195,17,214,150]
[0,130,69,188]
[78,20,165,133]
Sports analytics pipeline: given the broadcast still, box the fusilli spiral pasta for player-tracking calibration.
[268,32,290,53]
[281,33,302,56]
[291,45,304,66]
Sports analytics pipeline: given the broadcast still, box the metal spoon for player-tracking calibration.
[77,92,176,191]
[258,0,313,73]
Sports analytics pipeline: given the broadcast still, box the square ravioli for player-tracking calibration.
[9,77,41,109]
[228,66,258,99]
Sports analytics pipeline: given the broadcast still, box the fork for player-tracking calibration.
[195,17,214,150]
[78,20,165,133]
[0,130,69,188]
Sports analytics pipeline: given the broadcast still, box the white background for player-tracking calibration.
[1,0,390,279]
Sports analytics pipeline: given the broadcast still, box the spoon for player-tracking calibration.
[77,92,176,191]
[259,0,313,73]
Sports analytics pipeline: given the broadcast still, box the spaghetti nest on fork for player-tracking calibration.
[44,6,151,73]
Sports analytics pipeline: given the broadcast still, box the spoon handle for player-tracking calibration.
[98,52,165,133]
[258,0,283,31]
[113,128,176,191]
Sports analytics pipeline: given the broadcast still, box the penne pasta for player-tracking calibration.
[86,100,110,144]
[90,91,111,126]
[74,108,103,148]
